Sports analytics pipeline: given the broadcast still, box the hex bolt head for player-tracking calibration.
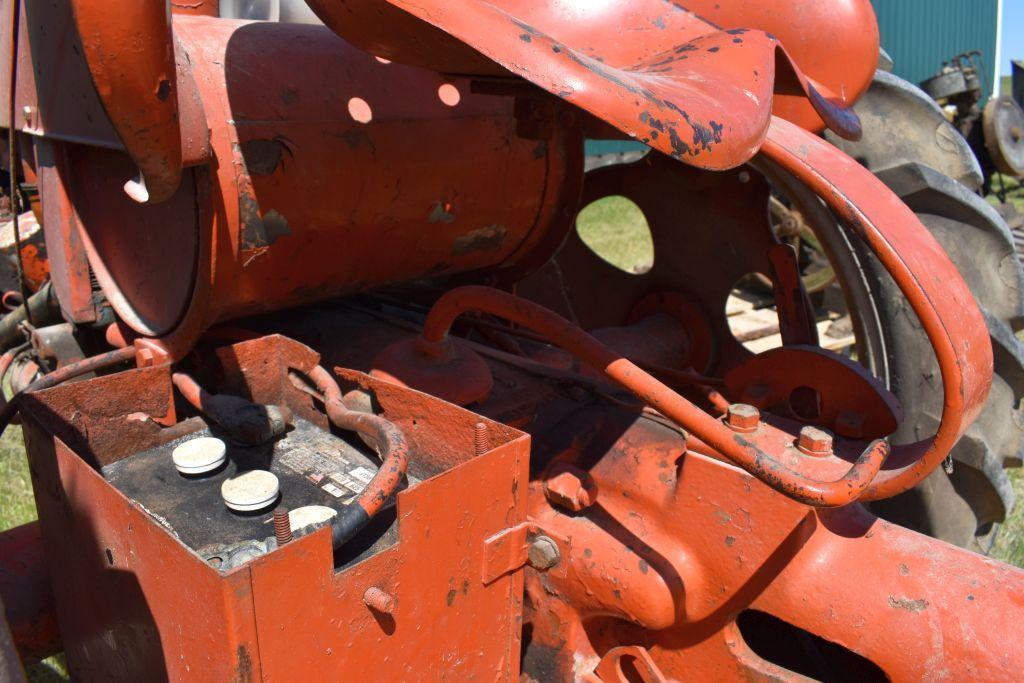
[527,535,561,571]
[363,586,395,614]
[137,347,157,368]
[797,426,834,456]
[726,403,760,432]
[544,465,597,512]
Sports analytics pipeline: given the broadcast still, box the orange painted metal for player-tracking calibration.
[4,0,1022,680]
[307,0,862,171]
[374,285,893,506]
[67,0,184,203]
[723,345,903,439]
[305,0,877,135]
[683,0,879,132]
[20,12,580,352]
[16,336,530,680]
[522,413,1024,680]
[761,118,991,500]
[0,522,59,663]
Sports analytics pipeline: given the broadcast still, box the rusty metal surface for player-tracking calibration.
[306,0,878,136]
[16,335,530,679]
[3,0,1022,679]
[681,0,879,133]
[521,409,1024,680]
[308,0,861,171]
[0,522,58,664]
[67,0,183,203]
[760,118,992,500]
[20,14,579,349]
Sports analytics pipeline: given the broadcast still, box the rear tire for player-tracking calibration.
[855,164,1024,551]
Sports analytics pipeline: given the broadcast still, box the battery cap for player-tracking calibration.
[172,437,227,475]
[221,470,280,512]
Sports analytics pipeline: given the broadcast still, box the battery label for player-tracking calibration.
[278,445,376,504]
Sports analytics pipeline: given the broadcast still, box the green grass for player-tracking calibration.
[576,195,654,273]
[992,468,1024,566]
[988,173,1024,213]
[0,429,34,531]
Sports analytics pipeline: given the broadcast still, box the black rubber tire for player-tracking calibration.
[856,164,1024,552]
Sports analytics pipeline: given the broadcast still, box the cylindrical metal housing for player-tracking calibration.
[51,17,581,341]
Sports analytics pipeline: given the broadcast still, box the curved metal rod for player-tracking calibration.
[759,117,991,500]
[416,285,888,507]
[306,365,410,547]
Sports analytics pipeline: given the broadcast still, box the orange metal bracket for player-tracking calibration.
[307,0,861,170]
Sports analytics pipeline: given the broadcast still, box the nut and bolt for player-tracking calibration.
[473,422,489,457]
[363,586,395,614]
[273,506,293,546]
[527,535,561,570]
[544,465,597,512]
[726,403,760,432]
[796,426,834,457]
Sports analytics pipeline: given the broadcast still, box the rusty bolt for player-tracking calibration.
[473,422,489,457]
[726,404,760,432]
[273,506,293,546]
[363,586,395,614]
[797,426,833,457]
[544,465,597,512]
[136,347,157,368]
[527,535,561,570]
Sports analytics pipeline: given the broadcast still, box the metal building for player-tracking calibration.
[872,0,1004,99]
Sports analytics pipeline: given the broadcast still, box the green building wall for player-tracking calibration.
[871,0,1003,99]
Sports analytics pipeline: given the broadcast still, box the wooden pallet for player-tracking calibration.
[726,293,855,355]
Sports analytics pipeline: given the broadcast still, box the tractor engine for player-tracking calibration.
[1,1,1023,681]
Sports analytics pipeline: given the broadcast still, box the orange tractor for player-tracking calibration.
[2,1,1024,680]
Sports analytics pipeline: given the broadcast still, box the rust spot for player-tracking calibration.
[725,535,736,547]
[446,588,457,606]
[888,596,929,613]
[233,645,254,683]
[241,138,291,176]
[899,563,909,576]
[638,559,649,574]
[452,225,506,255]
[240,195,292,252]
